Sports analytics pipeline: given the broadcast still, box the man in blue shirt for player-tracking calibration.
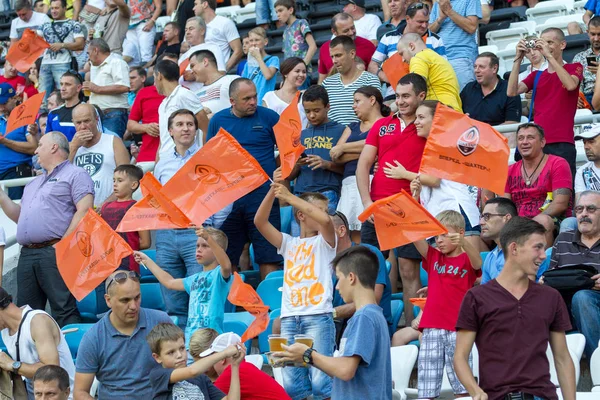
[46,71,83,142]
[0,83,38,199]
[207,77,282,280]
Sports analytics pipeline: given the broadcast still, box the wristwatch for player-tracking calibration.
[12,361,21,373]
[303,348,316,365]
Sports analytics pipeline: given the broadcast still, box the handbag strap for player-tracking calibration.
[249,55,273,80]
[527,70,543,122]
[15,310,33,363]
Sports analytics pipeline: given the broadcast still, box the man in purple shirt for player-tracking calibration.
[0,131,94,326]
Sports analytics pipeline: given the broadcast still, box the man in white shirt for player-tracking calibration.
[11,0,50,44]
[193,0,242,71]
[341,0,382,45]
[83,38,130,138]
[575,125,600,198]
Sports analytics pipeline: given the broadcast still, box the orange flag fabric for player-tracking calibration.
[6,29,50,73]
[409,297,427,309]
[117,173,192,232]
[382,53,410,91]
[358,190,448,250]
[55,209,133,301]
[227,272,270,342]
[179,58,190,75]
[419,103,509,194]
[5,92,45,135]
[163,128,270,224]
[273,92,305,179]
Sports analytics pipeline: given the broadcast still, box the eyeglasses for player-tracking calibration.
[479,213,505,221]
[574,205,599,215]
[407,2,429,12]
[105,271,140,291]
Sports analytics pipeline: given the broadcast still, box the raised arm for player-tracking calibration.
[197,227,232,280]
[507,40,531,97]
[133,251,185,291]
[170,344,242,383]
[253,186,284,249]
[0,186,21,223]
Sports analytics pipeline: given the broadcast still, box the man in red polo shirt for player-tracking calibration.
[318,12,376,84]
[356,73,437,326]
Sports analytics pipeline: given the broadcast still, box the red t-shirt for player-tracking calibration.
[128,85,165,162]
[0,76,38,99]
[318,36,376,74]
[522,63,583,144]
[100,200,141,273]
[214,361,291,400]
[419,247,478,332]
[365,114,426,201]
[505,155,573,218]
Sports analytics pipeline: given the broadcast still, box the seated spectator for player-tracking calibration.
[460,52,521,126]
[504,123,573,248]
[144,22,181,68]
[34,0,46,12]
[92,0,130,56]
[128,67,147,107]
[10,0,50,44]
[0,60,38,99]
[47,91,65,111]
[397,32,462,112]
[46,71,84,141]
[33,365,71,400]
[549,190,600,359]
[318,13,376,83]
[242,27,280,104]
[74,271,172,398]
[573,16,600,105]
[236,35,249,76]
[322,36,382,126]
[189,329,291,398]
[377,0,407,40]
[341,0,382,45]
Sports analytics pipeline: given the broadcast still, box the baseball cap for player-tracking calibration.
[575,123,600,140]
[341,0,366,7]
[0,83,16,105]
[199,332,241,357]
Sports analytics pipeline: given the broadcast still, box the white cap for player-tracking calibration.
[575,123,600,140]
[199,332,241,357]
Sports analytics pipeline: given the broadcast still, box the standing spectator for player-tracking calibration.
[144,22,181,68]
[11,0,50,44]
[194,0,243,71]
[585,0,600,25]
[242,27,280,104]
[460,52,521,126]
[128,67,146,107]
[0,131,92,326]
[85,39,131,138]
[0,60,38,99]
[69,103,130,208]
[262,57,308,128]
[318,13,376,83]
[256,0,276,29]
[508,29,583,178]
[397,32,462,112]
[322,36,381,126]
[38,0,85,106]
[207,78,283,279]
[122,0,162,67]
[41,0,82,20]
[276,0,318,90]
[0,287,75,398]
[573,16,600,105]
[46,71,84,142]
[454,217,576,400]
[33,366,71,400]
[341,0,382,45]
[92,0,130,56]
[0,83,38,200]
[429,0,481,90]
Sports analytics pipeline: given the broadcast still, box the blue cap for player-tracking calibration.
[0,83,15,105]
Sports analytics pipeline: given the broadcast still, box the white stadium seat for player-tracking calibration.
[526,0,574,25]
[574,0,587,13]
[215,5,241,20]
[390,345,418,400]
[478,45,499,54]
[592,346,600,392]
[535,14,587,36]
[546,333,585,387]
[486,27,531,51]
[235,2,257,23]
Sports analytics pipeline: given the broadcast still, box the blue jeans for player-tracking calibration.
[290,190,339,237]
[102,109,128,138]
[559,217,578,233]
[0,167,24,199]
[448,57,475,91]
[571,289,600,359]
[280,313,335,400]
[255,0,276,24]
[39,62,71,107]
[156,229,204,329]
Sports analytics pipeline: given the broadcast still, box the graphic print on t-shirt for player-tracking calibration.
[582,165,600,191]
[303,135,334,150]
[188,273,215,329]
[284,242,325,309]
[172,380,204,399]
[74,153,104,177]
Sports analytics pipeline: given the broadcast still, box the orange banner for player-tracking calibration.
[6,29,50,74]
[163,128,270,224]
[179,58,190,75]
[116,173,192,232]
[273,92,305,179]
[5,92,45,135]
[409,297,427,309]
[227,272,270,342]
[382,53,409,91]
[55,209,133,301]
[419,103,509,194]
[358,190,447,250]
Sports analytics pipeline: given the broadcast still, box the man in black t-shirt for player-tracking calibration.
[146,22,181,68]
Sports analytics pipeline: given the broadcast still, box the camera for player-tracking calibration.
[525,39,537,49]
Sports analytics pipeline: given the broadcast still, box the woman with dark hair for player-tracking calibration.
[262,56,308,128]
[331,86,391,243]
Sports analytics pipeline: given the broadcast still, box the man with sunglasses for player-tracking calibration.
[74,270,172,400]
[548,191,600,359]
[45,71,83,142]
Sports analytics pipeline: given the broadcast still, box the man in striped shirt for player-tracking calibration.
[549,190,600,358]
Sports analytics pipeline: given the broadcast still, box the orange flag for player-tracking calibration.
[6,29,50,73]
[55,209,133,301]
[409,297,427,309]
[5,92,45,136]
[116,173,192,232]
[273,92,305,179]
[163,128,270,224]
[179,58,190,75]
[358,190,447,250]
[419,103,509,194]
[227,272,270,342]
[382,53,410,91]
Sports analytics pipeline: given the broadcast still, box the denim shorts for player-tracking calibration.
[280,313,335,400]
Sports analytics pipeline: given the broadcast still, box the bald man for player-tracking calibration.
[68,104,129,208]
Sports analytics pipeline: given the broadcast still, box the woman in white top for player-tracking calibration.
[408,100,486,251]
[262,57,309,129]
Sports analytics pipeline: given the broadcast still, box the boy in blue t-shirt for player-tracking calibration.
[242,27,280,103]
[134,227,232,345]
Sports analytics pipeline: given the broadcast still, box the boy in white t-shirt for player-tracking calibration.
[254,167,337,400]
